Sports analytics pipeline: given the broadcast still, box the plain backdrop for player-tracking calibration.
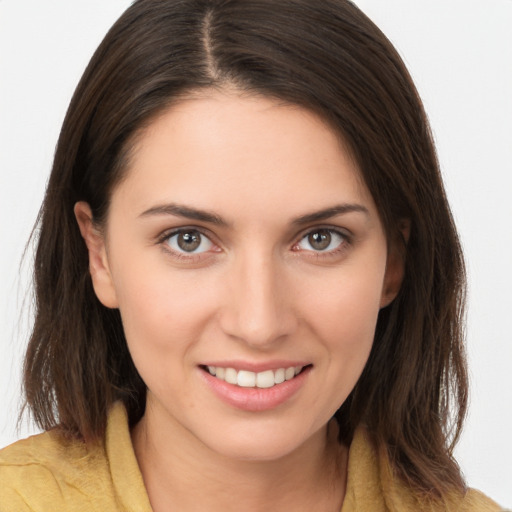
[1,0,511,506]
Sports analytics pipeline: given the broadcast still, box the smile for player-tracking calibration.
[204,365,307,388]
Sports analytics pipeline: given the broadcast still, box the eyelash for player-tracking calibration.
[157,228,219,262]
[292,227,351,258]
[156,226,351,261]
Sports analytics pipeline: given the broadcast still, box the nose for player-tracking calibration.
[218,251,297,349]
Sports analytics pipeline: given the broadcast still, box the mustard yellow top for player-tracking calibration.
[0,403,502,512]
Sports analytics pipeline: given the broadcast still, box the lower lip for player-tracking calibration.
[200,366,311,412]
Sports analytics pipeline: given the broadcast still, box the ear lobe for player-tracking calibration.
[380,250,404,308]
[380,220,409,308]
[74,202,119,309]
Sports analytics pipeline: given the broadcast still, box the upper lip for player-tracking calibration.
[200,360,311,373]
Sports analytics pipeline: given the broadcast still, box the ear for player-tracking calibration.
[380,220,410,308]
[74,202,119,309]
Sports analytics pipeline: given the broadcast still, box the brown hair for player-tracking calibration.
[24,0,467,499]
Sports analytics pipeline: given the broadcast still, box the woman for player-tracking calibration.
[0,0,503,510]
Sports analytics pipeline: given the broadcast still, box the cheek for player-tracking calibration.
[318,288,379,373]
[110,260,217,372]
[299,261,385,391]
[303,262,385,339]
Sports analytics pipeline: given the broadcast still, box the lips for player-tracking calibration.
[200,363,312,411]
[205,365,305,388]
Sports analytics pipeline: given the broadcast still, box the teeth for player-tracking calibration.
[274,368,285,384]
[225,368,237,385]
[256,370,275,388]
[285,367,295,381]
[237,370,256,388]
[206,365,305,388]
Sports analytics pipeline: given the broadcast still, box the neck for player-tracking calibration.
[131,408,347,512]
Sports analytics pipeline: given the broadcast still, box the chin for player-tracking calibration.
[196,419,324,463]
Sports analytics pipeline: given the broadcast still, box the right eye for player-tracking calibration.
[165,229,214,254]
[294,228,347,253]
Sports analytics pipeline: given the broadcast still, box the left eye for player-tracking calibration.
[296,229,346,252]
[165,229,214,253]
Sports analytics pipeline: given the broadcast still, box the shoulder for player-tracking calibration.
[343,426,504,512]
[461,488,505,512]
[0,403,152,512]
[0,429,113,512]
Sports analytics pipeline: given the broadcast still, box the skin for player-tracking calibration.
[75,90,404,512]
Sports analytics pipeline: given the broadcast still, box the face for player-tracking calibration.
[76,91,402,462]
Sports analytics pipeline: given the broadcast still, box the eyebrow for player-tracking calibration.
[291,204,369,225]
[139,203,228,227]
[139,202,368,226]
[139,203,228,226]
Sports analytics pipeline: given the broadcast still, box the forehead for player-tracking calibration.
[111,91,376,223]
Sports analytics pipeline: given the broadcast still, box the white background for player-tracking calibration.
[1,0,511,506]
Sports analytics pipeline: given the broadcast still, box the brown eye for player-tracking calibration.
[178,231,201,251]
[296,229,346,252]
[166,229,213,253]
[308,230,332,251]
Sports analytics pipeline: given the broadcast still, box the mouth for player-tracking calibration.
[200,364,311,389]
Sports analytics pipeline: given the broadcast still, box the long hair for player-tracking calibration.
[24,0,467,498]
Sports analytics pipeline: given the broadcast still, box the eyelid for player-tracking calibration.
[156,225,216,243]
[294,225,352,243]
[292,226,352,254]
[155,224,352,261]
[156,226,221,259]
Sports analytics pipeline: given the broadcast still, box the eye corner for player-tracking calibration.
[157,227,221,262]
[295,227,349,254]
